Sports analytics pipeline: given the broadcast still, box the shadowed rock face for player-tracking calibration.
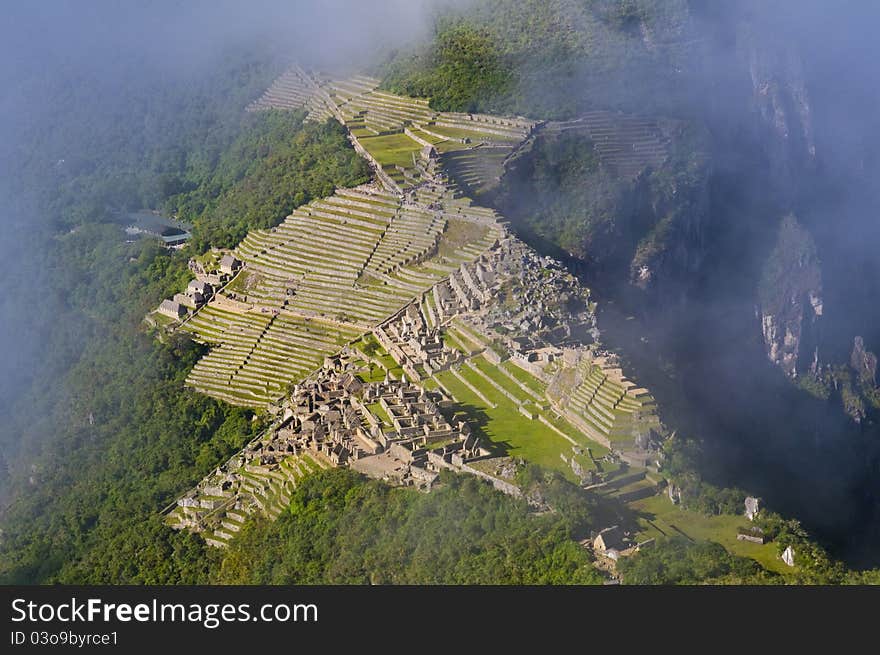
[738,20,816,202]
[851,336,877,388]
[758,214,822,378]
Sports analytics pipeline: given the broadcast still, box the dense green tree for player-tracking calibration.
[384,21,513,112]
[216,469,603,585]
[168,111,370,251]
[618,538,779,585]
[0,48,367,584]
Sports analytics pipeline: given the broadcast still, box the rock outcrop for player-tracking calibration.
[851,336,878,388]
[758,214,822,378]
[739,21,816,180]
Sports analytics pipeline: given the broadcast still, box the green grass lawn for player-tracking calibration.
[441,329,470,355]
[500,361,547,395]
[427,124,520,144]
[150,311,178,328]
[451,319,488,347]
[358,132,422,169]
[445,326,482,354]
[367,402,393,426]
[224,270,252,293]
[470,356,532,403]
[408,127,446,145]
[433,369,577,477]
[465,357,612,461]
[539,411,611,461]
[377,353,404,378]
[630,494,793,575]
[351,334,404,380]
[357,361,388,383]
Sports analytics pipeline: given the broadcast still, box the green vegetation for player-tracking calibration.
[501,361,546,394]
[0,49,368,583]
[661,436,748,515]
[618,538,779,585]
[656,434,852,582]
[367,402,393,426]
[216,468,602,584]
[383,21,513,113]
[758,214,821,315]
[358,132,422,169]
[4,6,875,586]
[380,0,690,118]
[0,227,259,583]
[170,111,370,251]
[492,131,616,259]
[434,368,580,475]
[631,495,790,575]
[618,513,868,584]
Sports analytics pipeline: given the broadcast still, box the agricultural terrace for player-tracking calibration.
[178,183,503,408]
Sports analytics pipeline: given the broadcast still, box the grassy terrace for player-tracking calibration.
[436,219,492,258]
[423,124,520,144]
[630,495,793,576]
[470,356,531,401]
[377,353,404,378]
[357,362,388,383]
[434,367,585,477]
[441,328,471,356]
[409,126,446,145]
[358,132,422,169]
[150,312,177,328]
[500,361,547,395]
[445,325,484,355]
[224,269,252,293]
[367,401,393,427]
[542,411,609,461]
[352,334,404,381]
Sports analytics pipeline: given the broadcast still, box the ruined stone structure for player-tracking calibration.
[163,67,667,546]
[168,350,489,547]
[158,299,187,320]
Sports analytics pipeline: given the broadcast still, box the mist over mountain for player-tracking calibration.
[1,0,879,582]
[0,0,443,470]
[379,0,880,562]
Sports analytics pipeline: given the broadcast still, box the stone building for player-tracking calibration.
[158,299,187,319]
[188,280,213,298]
[593,525,625,555]
[220,254,242,275]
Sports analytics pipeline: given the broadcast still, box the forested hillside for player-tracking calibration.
[0,29,618,586]
[166,110,370,251]
[381,0,691,118]
[2,0,880,585]
[378,0,880,568]
[216,469,603,585]
[0,53,368,584]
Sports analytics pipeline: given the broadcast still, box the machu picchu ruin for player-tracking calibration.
[12,0,880,596]
[156,65,667,547]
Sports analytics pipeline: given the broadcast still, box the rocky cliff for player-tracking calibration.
[737,20,816,198]
[757,214,822,378]
[489,117,711,306]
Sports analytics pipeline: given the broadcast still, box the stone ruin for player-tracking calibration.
[168,348,493,546]
[162,66,672,547]
[374,302,462,382]
[745,496,760,521]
